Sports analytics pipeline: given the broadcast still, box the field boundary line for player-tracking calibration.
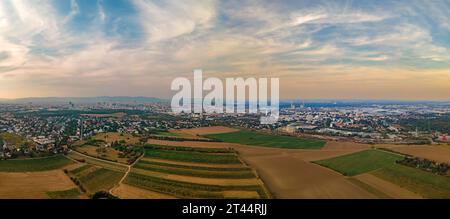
[236,151,274,199]
[3,154,64,161]
[109,152,145,194]
[70,150,129,167]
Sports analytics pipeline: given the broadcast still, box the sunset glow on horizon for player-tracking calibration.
[1,0,450,100]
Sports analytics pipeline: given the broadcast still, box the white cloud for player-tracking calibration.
[63,0,80,24]
[0,0,449,99]
[132,0,216,42]
[97,0,106,22]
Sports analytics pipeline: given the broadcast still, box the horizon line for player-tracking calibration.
[1,96,450,103]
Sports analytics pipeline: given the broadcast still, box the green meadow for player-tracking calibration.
[204,130,326,149]
[0,155,72,172]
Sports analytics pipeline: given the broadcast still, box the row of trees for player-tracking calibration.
[397,156,449,176]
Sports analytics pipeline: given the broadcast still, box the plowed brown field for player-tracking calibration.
[111,184,176,199]
[148,137,376,198]
[171,126,238,136]
[378,144,450,163]
[354,173,423,199]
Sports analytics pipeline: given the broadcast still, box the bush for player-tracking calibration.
[397,156,449,175]
[91,191,119,199]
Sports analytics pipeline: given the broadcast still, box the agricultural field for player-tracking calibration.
[376,144,450,163]
[204,130,326,149]
[75,145,130,164]
[111,184,175,199]
[152,131,181,137]
[173,126,239,136]
[314,150,403,176]
[0,155,73,172]
[162,126,238,140]
[372,164,450,199]
[0,170,79,199]
[148,131,376,198]
[91,132,140,145]
[316,149,450,198]
[46,188,82,199]
[80,112,126,118]
[68,164,125,194]
[144,145,242,164]
[67,151,128,172]
[121,145,271,199]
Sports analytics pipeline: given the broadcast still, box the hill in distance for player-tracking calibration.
[0,96,168,104]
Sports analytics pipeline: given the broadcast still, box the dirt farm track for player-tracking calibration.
[151,127,381,198]
[2,126,446,199]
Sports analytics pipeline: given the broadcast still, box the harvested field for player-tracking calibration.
[111,184,176,199]
[173,126,238,136]
[322,141,371,151]
[291,150,368,162]
[148,139,366,163]
[148,136,379,198]
[131,168,261,186]
[0,170,77,199]
[166,131,208,140]
[125,172,269,199]
[377,144,450,163]
[354,173,423,199]
[140,127,450,199]
[63,163,86,172]
[223,190,260,199]
[241,153,375,198]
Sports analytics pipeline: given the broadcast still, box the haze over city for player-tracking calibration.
[1,0,450,100]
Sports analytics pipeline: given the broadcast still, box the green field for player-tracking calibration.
[134,161,255,179]
[315,150,403,176]
[153,131,180,137]
[69,165,124,194]
[145,145,230,153]
[315,149,450,198]
[46,188,81,199]
[67,151,128,172]
[125,172,269,199]
[144,147,241,164]
[125,144,271,199]
[372,164,450,199]
[0,155,73,172]
[138,160,250,172]
[204,130,326,149]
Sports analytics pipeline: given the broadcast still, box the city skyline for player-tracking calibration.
[1,0,450,100]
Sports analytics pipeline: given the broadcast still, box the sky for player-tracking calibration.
[0,0,450,100]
